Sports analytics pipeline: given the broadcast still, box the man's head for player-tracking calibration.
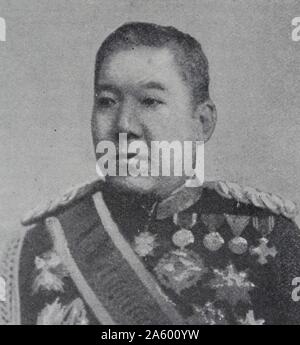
[92,22,217,197]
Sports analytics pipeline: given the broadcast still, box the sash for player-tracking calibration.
[46,191,185,325]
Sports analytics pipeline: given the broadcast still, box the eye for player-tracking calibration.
[141,97,164,108]
[97,97,116,108]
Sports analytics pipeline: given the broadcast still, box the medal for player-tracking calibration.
[228,236,248,255]
[172,212,197,249]
[201,214,225,251]
[172,229,194,249]
[250,237,277,265]
[154,249,207,294]
[203,232,224,251]
[225,215,250,255]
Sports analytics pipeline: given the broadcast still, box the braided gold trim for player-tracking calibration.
[215,181,298,219]
[0,231,25,324]
[21,179,298,226]
[21,179,104,226]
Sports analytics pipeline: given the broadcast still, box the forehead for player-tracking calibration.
[96,47,186,90]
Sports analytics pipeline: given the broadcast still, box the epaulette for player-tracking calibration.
[206,180,298,220]
[21,179,298,226]
[21,178,104,226]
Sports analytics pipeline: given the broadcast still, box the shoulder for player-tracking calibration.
[21,178,298,226]
[198,181,300,281]
[0,220,59,325]
[198,180,300,255]
[21,178,104,226]
[201,180,298,220]
[0,226,29,324]
[0,223,54,324]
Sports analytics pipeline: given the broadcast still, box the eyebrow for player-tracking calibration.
[95,81,167,94]
[95,83,119,94]
[140,81,167,91]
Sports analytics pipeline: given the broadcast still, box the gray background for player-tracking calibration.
[0,0,300,244]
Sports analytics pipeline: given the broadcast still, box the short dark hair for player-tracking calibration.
[95,22,210,105]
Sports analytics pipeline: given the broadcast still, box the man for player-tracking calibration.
[1,22,300,325]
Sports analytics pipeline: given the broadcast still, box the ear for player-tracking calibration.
[194,99,217,142]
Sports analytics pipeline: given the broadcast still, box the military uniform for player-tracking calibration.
[1,178,300,325]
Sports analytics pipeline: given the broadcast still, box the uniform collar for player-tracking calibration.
[156,183,202,219]
[102,178,203,220]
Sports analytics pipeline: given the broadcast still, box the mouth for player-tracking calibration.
[117,152,138,160]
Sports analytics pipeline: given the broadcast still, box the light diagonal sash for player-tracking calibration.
[46,192,186,325]
[92,191,185,325]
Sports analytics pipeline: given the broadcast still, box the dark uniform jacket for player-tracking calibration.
[1,179,300,325]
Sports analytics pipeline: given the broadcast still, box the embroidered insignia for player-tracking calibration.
[154,249,208,294]
[37,298,89,325]
[32,251,69,294]
[134,231,158,257]
[187,302,227,325]
[203,232,225,251]
[208,264,255,306]
[250,238,277,265]
[32,270,65,294]
[238,310,265,325]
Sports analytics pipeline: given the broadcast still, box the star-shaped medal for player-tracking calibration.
[154,249,207,294]
[187,302,227,325]
[32,251,69,294]
[208,264,255,306]
[37,298,89,325]
[133,231,158,257]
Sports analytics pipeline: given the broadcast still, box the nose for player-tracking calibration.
[116,98,143,139]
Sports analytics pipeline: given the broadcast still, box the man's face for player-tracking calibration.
[92,46,204,197]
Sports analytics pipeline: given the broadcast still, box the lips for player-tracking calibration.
[116,150,149,175]
[117,148,149,161]
[117,152,138,160]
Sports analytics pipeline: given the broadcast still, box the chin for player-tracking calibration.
[106,175,186,198]
[106,176,157,195]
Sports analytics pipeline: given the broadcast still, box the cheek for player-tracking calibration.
[145,106,196,142]
[91,111,116,140]
[171,104,201,141]
[143,113,174,141]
